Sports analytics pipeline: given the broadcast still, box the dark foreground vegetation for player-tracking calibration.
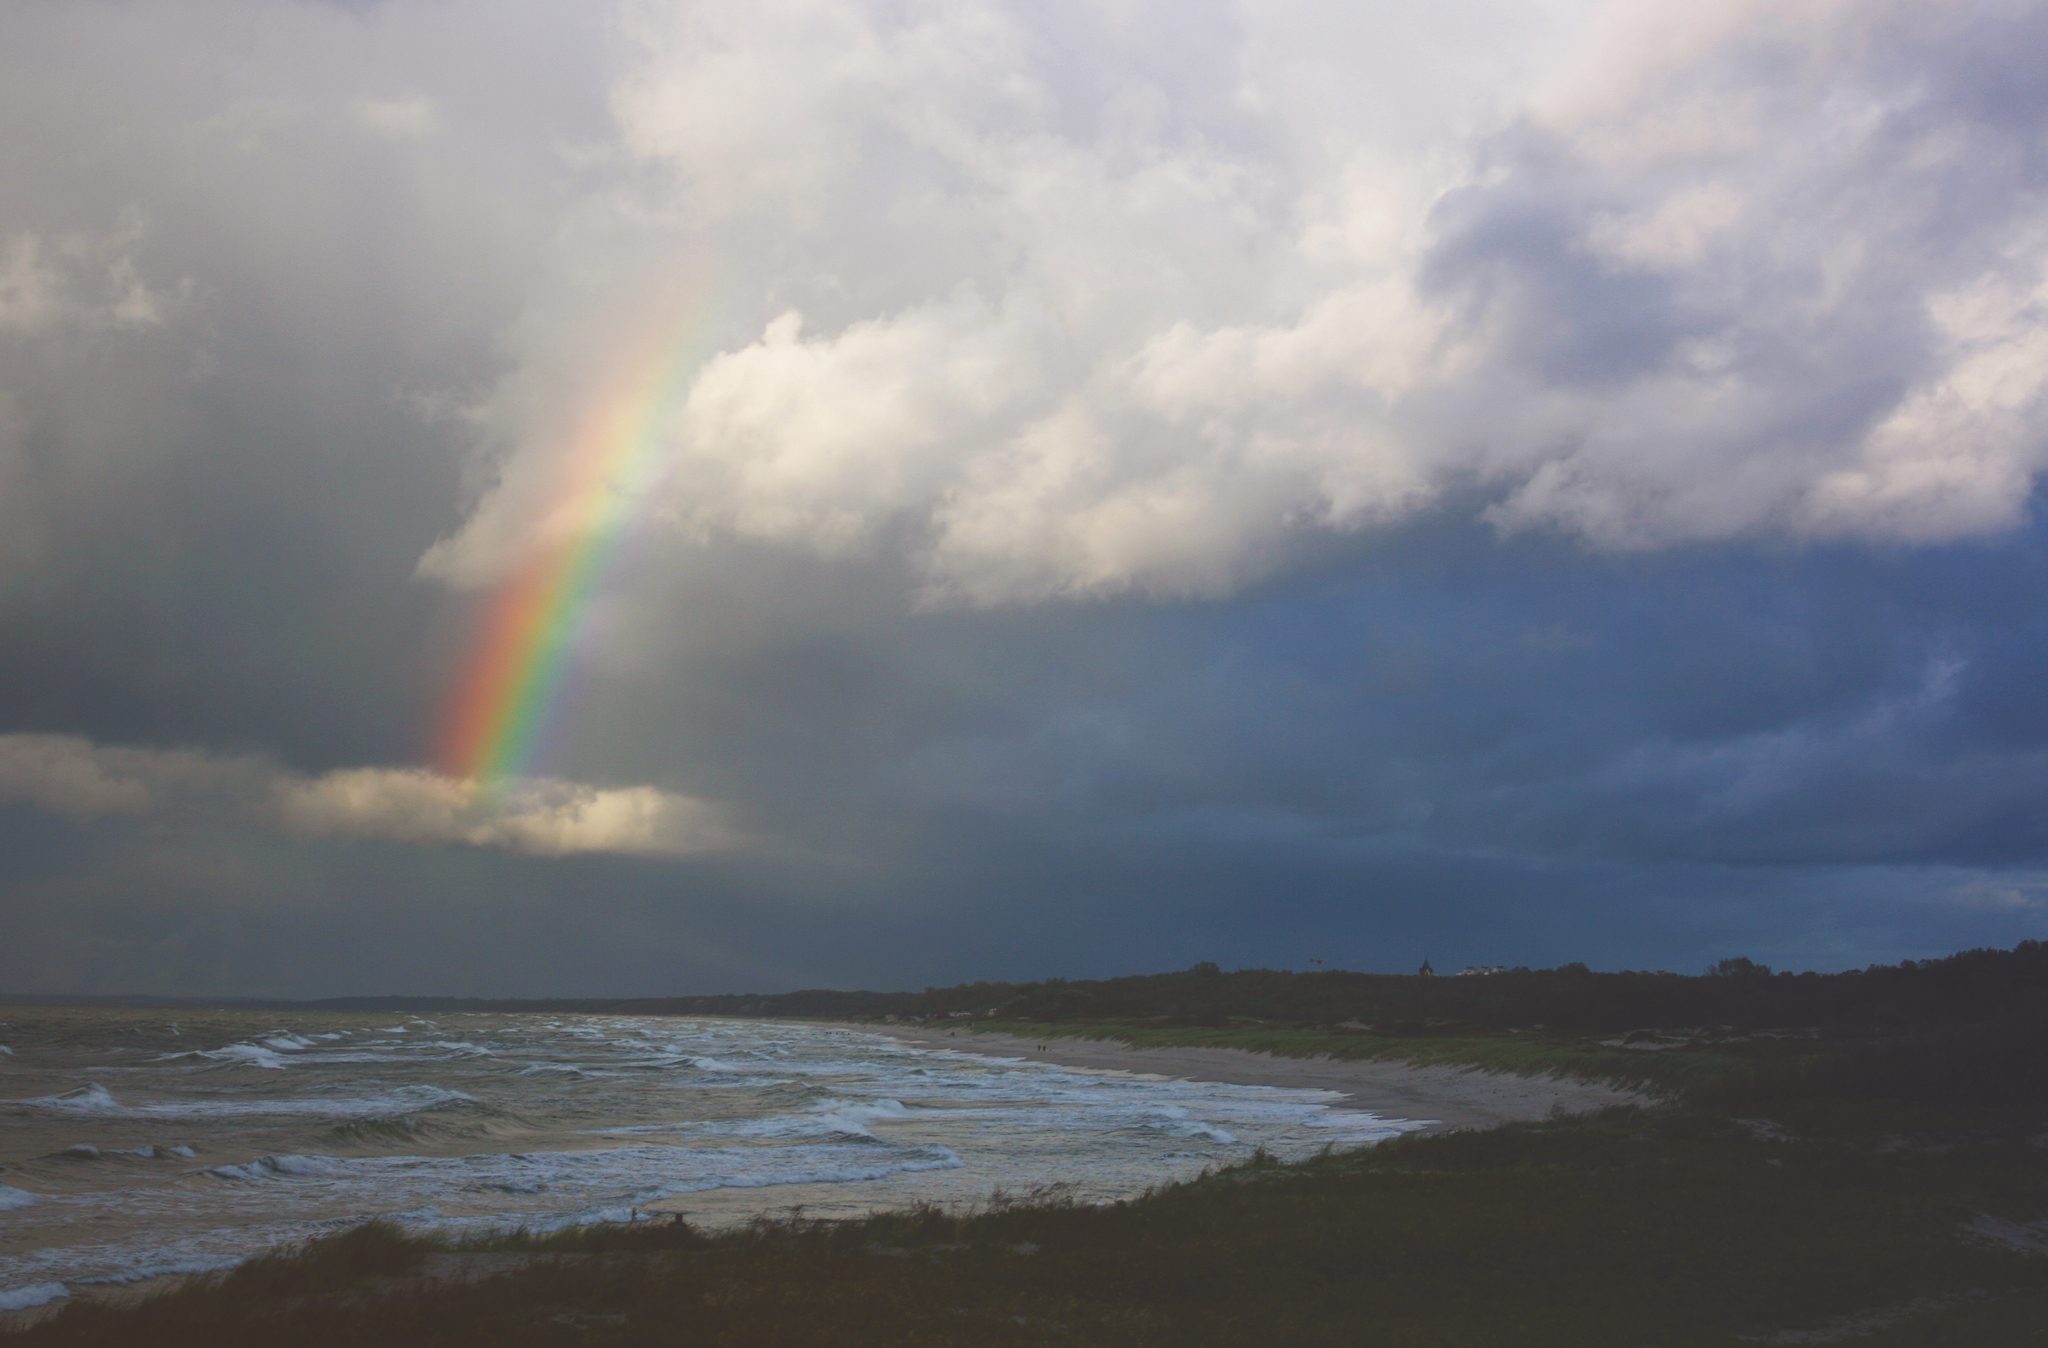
[8,942,2046,1346]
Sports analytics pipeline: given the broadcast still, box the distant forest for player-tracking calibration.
[655,941,2048,1037]
[22,940,2042,1038]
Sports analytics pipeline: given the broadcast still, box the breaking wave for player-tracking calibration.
[22,1084,120,1112]
[0,1282,68,1312]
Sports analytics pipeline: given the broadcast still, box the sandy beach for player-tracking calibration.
[886,1029,1650,1132]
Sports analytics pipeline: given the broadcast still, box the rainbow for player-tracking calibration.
[434,297,718,787]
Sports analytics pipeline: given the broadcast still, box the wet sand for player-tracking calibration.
[887,1029,1651,1132]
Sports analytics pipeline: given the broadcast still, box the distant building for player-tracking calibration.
[1418,959,1434,976]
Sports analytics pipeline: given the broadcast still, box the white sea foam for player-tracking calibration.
[0,1185,35,1211]
[76,1258,241,1286]
[643,1145,965,1197]
[108,1145,196,1160]
[764,1097,918,1140]
[157,1042,292,1070]
[605,1056,702,1071]
[1151,1119,1237,1143]
[669,1074,787,1090]
[171,1085,477,1119]
[207,1154,356,1182]
[0,1282,68,1312]
[23,1083,120,1112]
[680,1056,740,1072]
[17,1083,478,1122]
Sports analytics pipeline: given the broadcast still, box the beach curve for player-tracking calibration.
[885,1028,1652,1132]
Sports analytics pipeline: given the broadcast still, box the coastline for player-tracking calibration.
[1,1017,1649,1331]
[884,1027,1651,1131]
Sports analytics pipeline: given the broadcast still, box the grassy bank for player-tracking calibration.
[13,1095,2048,1347]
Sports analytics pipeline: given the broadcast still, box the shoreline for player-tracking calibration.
[2,1017,1649,1330]
[883,1027,1651,1131]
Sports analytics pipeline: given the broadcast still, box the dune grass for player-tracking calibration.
[14,1102,2047,1347]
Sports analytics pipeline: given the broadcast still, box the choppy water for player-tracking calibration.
[0,1008,1416,1310]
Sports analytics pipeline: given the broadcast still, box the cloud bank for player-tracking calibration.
[12,0,2047,608]
[0,736,728,858]
[417,0,2048,605]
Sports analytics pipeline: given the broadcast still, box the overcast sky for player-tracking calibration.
[3,0,2047,996]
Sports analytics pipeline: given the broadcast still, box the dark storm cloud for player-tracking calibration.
[654,512,2048,880]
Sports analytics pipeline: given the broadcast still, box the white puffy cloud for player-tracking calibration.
[0,735,730,858]
[410,0,2048,608]
[11,0,2048,609]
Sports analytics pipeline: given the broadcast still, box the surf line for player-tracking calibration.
[434,289,722,790]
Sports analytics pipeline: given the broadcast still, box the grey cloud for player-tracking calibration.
[0,735,226,818]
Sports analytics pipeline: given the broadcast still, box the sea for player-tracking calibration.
[0,1008,1418,1312]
